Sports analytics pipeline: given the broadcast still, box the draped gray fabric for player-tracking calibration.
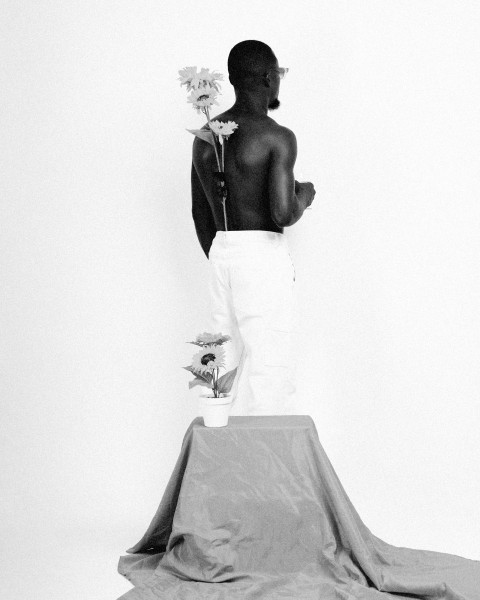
[117,416,480,599]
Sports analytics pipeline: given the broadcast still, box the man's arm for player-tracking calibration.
[268,127,315,227]
[191,160,216,258]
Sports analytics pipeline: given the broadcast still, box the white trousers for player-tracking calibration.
[206,230,297,416]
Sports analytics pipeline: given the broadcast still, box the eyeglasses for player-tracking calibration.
[270,67,289,80]
[238,67,289,81]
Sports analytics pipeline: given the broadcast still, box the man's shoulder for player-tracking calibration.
[265,121,297,155]
[192,113,296,154]
[269,121,296,142]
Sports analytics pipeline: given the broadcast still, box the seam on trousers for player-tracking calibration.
[287,252,296,282]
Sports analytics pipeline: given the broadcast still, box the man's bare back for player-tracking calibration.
[192,110,291,232]
[190,44,315,257]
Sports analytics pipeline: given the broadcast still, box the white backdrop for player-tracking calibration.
[1,1,479,598]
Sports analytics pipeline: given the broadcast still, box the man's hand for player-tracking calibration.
[294,180,316,208]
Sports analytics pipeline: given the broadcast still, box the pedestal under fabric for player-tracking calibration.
[117,416,480,599]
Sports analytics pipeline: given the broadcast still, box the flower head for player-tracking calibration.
[193,332,231,346]
[178,66,201,91]
[178,66,224,92]
[191,344,226,374]
[187,85,219,114]
[209,120,239,144]
[197,68,223,92]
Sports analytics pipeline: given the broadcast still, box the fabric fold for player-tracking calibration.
[117,415,480,599]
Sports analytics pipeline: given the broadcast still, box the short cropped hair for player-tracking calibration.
[228,40,276,87]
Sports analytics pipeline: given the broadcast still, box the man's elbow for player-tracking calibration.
[273,216,290,228]
[272,208,293,228]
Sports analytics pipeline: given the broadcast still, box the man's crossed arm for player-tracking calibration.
[269,126,316,227]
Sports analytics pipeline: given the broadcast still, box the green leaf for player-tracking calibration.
[188,378,213,390]
[182,366,212,384]
[216,367,238,394]
[186,129,215,146]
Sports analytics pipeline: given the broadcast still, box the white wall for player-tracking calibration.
[1,1,479,597]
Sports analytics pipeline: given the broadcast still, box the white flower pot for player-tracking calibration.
[200,393,232,427]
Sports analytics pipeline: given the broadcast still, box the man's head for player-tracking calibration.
[228,40,282,110]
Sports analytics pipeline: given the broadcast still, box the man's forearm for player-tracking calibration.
[282,188,309,227]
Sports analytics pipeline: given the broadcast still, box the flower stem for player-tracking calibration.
[212,138,221,172]
[222,199,228,232]
[203,108,226,230]
[203,107,221,171]
[221,143,228,231]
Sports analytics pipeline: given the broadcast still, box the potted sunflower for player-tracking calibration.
[183,332,238,427]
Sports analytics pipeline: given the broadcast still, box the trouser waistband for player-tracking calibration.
[211,230,287,247]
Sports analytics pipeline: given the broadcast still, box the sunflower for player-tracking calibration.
[194,332,231,346]
[187,85,219,114]
[191,344,226,375]
[209,120,239,144]
[197,68,223,92]
[178,66,201,91]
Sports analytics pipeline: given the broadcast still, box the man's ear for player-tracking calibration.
[263,72,271,88]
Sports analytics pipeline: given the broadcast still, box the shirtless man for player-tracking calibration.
[191,40,316,415]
